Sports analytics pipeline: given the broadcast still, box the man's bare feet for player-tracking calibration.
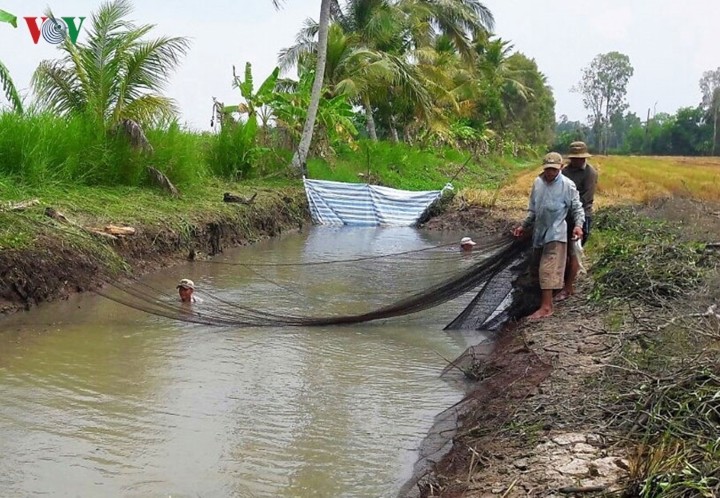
[528,307,553,320]
[554,289,573,302]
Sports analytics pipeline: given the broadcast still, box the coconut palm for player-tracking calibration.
[285,0,332,175]
[411,37,478,128]
[333,0,405,52]
[474,37,532,128]
[31,0,189,128]
[477,38,530,97]
[281,23,404,140]
[0,60,23,114]
[281,4,441,141]
[401,0,494,62]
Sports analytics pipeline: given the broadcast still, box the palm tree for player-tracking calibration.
[278,0,494,156]
[281,23,403,141]
[0,60,23,114]
[339,0,494,141]
[31,0,189,129]
[474,37,532,128]
[288,0,332,175]
[411,37,477,127]
[401,0,494,62]
[281,1,439,142]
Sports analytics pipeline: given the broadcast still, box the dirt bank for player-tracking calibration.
[0,189,309,315]
[413,286,632,497]
[413,199,720,497]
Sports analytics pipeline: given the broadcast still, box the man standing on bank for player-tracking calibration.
[556,141,598,301]
[512,152,585,319]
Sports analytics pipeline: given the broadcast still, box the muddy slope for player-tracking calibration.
[0,191,309,314]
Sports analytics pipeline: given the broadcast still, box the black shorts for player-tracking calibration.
[566,215,592,246]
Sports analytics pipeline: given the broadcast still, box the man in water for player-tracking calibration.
[512,152,584,319]
[177,278,198,303]
[460,236,477,253]
[557,141,598,301]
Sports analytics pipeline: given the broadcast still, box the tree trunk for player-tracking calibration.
[402,124,412,144]
[603,106,610,155]
[390,126,399,144]
[290,0,331,176]
[389,115,399,143]
[713,105,718,156]
[644,107,651,153]
[363,97,378,141]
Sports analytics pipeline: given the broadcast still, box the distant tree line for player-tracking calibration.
[557,52,720,157]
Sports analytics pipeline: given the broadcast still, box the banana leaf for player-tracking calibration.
[0,9,18,28]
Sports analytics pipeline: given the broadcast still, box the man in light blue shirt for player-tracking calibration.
[512,152,585,319]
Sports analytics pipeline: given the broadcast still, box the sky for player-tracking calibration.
[1,0,719,131]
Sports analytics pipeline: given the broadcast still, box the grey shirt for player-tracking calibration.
[561,163,598,215]
[522,174,585,248]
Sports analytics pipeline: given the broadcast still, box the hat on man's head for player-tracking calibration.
[567,141,592,158]
[542,152,563,169]
[177,278,195,290]
[460,236,477,246]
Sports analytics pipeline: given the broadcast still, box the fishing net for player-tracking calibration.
[97,233,534,330]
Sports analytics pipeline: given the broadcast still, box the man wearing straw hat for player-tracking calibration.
[512,152,585,319]
[556,141,598,301]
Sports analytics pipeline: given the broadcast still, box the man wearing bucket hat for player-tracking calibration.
[512,152,584,319]
[557,141,598,301]
[177,278,198,303]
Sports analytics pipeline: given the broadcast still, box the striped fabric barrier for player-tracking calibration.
[303,178,452,226]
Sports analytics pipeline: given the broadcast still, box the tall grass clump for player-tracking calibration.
[144,123,210,186]
[0,113,209,187]
[206,119,259,180]
[0,112,106,184]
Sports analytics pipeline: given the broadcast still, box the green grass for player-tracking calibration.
[0,113,211,187]
[205,119,259,180]
[586,204,720,498]
[307,141,534,191]
[0,112,534,191]
[0,177,304,250]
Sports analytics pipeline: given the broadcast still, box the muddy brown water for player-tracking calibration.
[0,227,490,497]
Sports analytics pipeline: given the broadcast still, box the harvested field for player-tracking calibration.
[456,156,720,212]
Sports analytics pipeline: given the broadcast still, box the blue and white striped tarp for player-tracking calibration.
[303,178,452,226]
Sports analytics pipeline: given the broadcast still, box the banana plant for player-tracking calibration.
[272,69,357,153]
[232,62,280,128]
[0,9,17,28]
